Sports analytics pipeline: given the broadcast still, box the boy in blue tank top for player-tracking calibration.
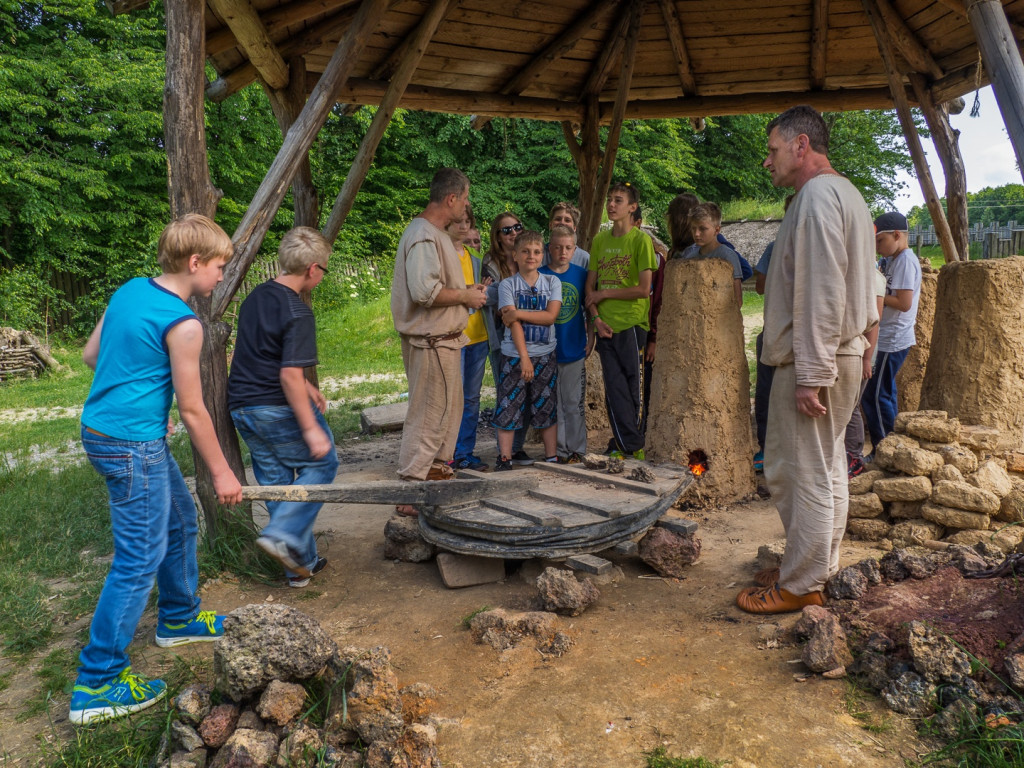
[70,214,243,726]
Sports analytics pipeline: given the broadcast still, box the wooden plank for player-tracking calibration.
[566,554,613,575]
[530,461,662,496]
[240,476,534,505]
[483,497,564,527]
[440,506,534,528]
[656,516,699,535]
[528,488,644,519]
[611,540,639,556]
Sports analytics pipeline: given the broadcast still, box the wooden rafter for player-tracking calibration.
[265,55,319,228]
[810,0,828,89]
[207,0,362,57]
[213,0,387,319]
[208,0,289,90]
[874,0,944,78]
[582,0,630,96]
[471,0,621,129]
[658,0,698,95]
[322,0,454,243]
[862,0,958,262]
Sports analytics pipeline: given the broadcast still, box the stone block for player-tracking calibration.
[360,402,408,433]
[874,434,943,477]
[1004,452,1024,474]
[944,527,1024,553]
[959,425,1001,452]
[890,520,945,547]
[638,527,701,576]
[895,410,948,433]
[383,515,437,563]
[565,554,613,575]
[967,460,1013,499]
[921,502,990,531]
[793,605,853,672]
[756,541,785,571]
[845,518,893,541]
[256,680,306,726]
[932,464,964,483]
[903,416,960,444]
[888,500,924,519]
[436,553,505,588]
[848,493,885,519]
[536,567,600,616]
[849,469,885,495]
[933,443,978,475]
[874,475,932,502]
[931,480,1000,514]
[655,516,699,535]
[997,480,1024,523]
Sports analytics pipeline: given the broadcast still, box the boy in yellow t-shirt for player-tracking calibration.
[449,204,492,471]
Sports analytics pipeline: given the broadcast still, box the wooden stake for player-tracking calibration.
[909,73,969,261]
[862,0,959,263]
[322,0,453,243]
[213,0,387,320]
[966,0,1024,181]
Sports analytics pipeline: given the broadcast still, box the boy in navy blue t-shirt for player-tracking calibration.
[539,224,588,462]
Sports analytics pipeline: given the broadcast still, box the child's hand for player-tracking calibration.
[595,317,614,338]
[645,340,657,363]
[521,360,534,382]
[500,305,518,326]
[303,427,332,459]
[212,469,243,506]
[481,276,493,287]
[585,291,602,311]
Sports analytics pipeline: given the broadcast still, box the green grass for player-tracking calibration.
[644,747,725,768]
[20,648,77,722]
[0,345,92,410]
[843,680,892,734]
[721,198,786,222]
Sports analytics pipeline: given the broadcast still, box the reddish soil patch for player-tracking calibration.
[836,565,1024,673]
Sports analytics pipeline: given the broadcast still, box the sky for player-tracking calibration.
[893,86,1022,214]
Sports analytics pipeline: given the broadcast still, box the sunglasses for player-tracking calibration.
[499,223,524,236]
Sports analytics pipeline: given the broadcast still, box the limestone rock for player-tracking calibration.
[364,723,440,768]
[882,671,936,717]
[383,515,437,563]
[848,493,884,519]
[947,545,996,577]
[845,519,892,541]
[275,724,323,768]
[850,650,891,692]
[874,434,943,477]
[873,475,932,502]
[1003,452,1024,473]
[880,548,936,581]
[174,685,212,727]
[945,526,1024,553]
[931,698,979,740]
[792,605,853,673]
[906,621,971,684]
[930,480,1000,514]
[256,681,306,727]
[199,704,240,749]
[467,609,558,652]
[209,728,279,768]
[890,520,945,548]
[638,527,701,577]
[582,453,607,469]
[888,500,924,519]
[1004,654,1024,690]
[934,443,978,475]
[849,469,885,495]
[535,567,600,616]
[921,502,990,531]
[996,480,1024,523]
[215,604,338,700]
[326,646,404,745]
[825,566,868,600]
[932,464,965,483]
[399,683,440,724]
[895,410,948,432]
[959,425,1001,452]
[904,415,960,444]
[855,558,883,585]
[967,460,1013,499]
[630,465,657,483]
[171,721,205,754]
[756,541,785,571]
[166,751,207,768]
[607,456,624,474]
[235,710,264,731]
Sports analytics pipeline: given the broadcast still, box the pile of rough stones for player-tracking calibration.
[155,604,445,768]
[846,409,1024,552]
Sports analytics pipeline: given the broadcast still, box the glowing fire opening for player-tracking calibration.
[688,449,709,477]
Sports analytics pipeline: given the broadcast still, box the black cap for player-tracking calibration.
[874,211,908,232]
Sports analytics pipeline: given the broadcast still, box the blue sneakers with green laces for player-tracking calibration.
[69,667,166,726]
[155,610,225,648]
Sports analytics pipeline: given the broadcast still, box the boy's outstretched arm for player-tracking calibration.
[167,319,243,506]
[281,366,331,459]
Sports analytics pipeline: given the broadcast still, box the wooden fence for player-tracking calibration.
[910,221,1024,258]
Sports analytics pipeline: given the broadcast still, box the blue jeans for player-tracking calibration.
[862,346,911,449]
[77,428,202,687]
[455,341,489,462]
[231,405,338,577]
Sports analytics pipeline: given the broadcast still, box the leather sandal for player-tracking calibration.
[426,464,455,481]
[736,585,824,614]
[754,567,780,587]
[395,504,419,517]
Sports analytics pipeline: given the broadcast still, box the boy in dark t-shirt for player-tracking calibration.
[228,227,338,588]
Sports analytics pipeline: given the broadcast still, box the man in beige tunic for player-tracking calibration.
[737,106,878,614]
[391,168,488,496]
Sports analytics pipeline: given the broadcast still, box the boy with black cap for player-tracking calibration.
[862,211,921,452]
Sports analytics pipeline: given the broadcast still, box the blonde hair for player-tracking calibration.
[688,202,722,229]
[157,214,234,273]
[278,226,332,274]
[514,230,544,252]
[548,224,576,244]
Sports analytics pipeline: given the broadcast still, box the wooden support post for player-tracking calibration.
[966,0,1024,181]
[568,99,602,251]
[165,0,247,534]
[213,0,387,320]
[862,0,959,263]
[322,0,452,243]
[909,74,969,261]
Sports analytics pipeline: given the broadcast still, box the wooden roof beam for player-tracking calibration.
[810,0,828,89]
[873,0,944,78]
[207,0,362,57]
[471,0,621,129]
[658,0,698,95]
[582,1,630,97]
[207,0,289,90]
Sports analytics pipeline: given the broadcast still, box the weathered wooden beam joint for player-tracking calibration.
[658,0,698,94]
[208,0,290,90]
[810,0,829,89]
[874,0,944,78]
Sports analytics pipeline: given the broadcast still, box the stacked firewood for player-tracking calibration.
[846,410,1024,552]
[0,327,62,381]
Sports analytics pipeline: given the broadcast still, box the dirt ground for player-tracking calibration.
[0,429,934,767]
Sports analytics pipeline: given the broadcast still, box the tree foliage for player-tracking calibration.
[1,0,925,335]
[908,183,1024,227]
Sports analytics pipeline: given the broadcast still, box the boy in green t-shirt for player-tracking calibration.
[585,182,657,459]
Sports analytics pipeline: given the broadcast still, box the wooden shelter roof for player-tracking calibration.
[190,0,1024,121]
